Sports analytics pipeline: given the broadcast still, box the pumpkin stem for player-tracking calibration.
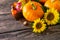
[31,3,37,10]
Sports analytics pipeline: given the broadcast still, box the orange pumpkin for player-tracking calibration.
[44,0,60,12]
[53,0,60,12]
[11,9,17,16]
[11,2,17,17]
[23,1,44,21]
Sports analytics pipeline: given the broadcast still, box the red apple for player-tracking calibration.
[16,2,22,11]
[11,2,23,20]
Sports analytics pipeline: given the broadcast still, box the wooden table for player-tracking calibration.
[0,0,60,40]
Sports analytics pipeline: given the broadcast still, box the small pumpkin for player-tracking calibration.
[44,0,60,12]
[11,2,17,17]
[23,1,44,21]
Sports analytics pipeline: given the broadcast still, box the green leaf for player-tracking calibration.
[34,0,39,2]
[29,22,34,26]
[42,5,49,12]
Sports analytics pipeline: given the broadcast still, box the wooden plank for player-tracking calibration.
[0,0,60,40]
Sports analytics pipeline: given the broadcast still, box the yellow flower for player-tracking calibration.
[44,8,59,25]
[32,18,46,33]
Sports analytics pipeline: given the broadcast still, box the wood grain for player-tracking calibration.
[0,0,60,40]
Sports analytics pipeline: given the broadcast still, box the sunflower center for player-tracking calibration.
[47,12,54,21]
[36,22,42,29]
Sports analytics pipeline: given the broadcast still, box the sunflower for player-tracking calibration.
[32,18,46,33]
[44,8,59,25]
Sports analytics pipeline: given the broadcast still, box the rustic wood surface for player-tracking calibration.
[0,0,60,40]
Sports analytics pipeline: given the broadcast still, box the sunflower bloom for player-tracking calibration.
[44,8,59,25]
[32,18,46,33]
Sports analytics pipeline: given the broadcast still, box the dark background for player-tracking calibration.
[0,0,60,40]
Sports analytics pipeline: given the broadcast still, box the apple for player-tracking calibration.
[11,2,23,20]
[16,2,22,11]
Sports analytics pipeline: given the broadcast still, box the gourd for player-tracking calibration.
[23,1,44,21]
